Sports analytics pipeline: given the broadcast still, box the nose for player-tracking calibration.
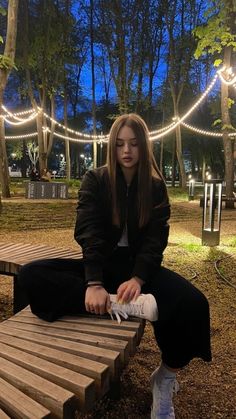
[124,142,131,152]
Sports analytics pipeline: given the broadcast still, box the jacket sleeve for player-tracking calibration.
[132,181,170,283]
[74,170,109,285]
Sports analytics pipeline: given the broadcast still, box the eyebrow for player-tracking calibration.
[116,137,137,140]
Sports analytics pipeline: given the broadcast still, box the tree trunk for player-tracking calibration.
[90,0,97,168]
[0,0,19,198]
[64,86,71,180]
[221,47,234,208]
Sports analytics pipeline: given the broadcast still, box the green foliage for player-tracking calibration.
[214,58,222,67]
[222,123,235,131]
[0,54,17,70]
[0,36,3,43]
[227,98,234,109]
[181,243,203,253]
[213,118,222,126]
[0,6,6,16]
[193,2,236,60]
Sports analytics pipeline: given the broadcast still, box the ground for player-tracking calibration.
[0,198,235,418]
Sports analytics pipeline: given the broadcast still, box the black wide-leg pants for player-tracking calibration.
[18,248,212,369]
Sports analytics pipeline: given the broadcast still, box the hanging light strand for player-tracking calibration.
[5,132,38,140]
[3,66,236,142]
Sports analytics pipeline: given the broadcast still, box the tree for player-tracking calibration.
[164,0,202,188]
[194,0,236,207]
[0,0,19,198]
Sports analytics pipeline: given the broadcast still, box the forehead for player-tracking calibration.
[117,125,136,140]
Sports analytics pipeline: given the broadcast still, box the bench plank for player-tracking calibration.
[0,376,50,419]
[7,315,137,354]
[0,331,109,396]
[0,357,76,418]
[0,340,95,411]
[3,318,129,364]
[0,242,82,276]
[0,324,121,376]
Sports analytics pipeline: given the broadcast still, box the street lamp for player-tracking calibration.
[202,179,223,246]
[188,177,195,201]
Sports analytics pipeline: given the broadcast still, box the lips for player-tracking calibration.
[123,157,132,162]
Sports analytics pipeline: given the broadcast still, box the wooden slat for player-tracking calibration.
[0,408,11,419]
[7,315,137,354]
[0,341,95,411]
[0,357,76,418]
[2,319,129,364]
[0,376,50,419]
[0,324,121,375]
[0,242,82,275]
[21,307,145,344]
[0,332,110,396]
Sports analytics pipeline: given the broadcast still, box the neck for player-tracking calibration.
[121,166,137,184]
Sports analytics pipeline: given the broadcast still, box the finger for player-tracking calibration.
[120,287,134,303]
[132,288,140,301]
[106,295,111,312]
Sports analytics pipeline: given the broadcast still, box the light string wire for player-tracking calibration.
[2,67,236,142]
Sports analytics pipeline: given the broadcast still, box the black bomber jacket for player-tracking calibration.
[74,165,170,285]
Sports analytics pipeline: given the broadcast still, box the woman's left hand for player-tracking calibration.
[117,276,144,304]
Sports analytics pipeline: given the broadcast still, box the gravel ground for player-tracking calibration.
[0,200,235,418]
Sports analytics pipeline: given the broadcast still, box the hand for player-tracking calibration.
[85,286,110,315]
[117,277,144,304]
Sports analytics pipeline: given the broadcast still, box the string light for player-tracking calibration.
[2,66,236,143]
[46,128,100,143]
[181,121,236,137]
[43,111,109,140]
[217,66,236,86]
[2,104,35,118]
[5,132,38,140]
[3,112,38,126]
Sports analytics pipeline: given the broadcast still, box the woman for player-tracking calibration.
[19,113,211,419]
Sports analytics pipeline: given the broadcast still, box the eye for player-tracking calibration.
[131,141,138,147]
[116,141,123,147]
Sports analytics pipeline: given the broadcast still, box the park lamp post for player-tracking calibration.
[202,179,223,246]
[188,175,195,201]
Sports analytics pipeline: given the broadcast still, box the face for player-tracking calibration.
[116,125,139,176]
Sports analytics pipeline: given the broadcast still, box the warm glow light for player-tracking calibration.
[5,132,38,140]
[2,67,236,143]
[181,121,236,137]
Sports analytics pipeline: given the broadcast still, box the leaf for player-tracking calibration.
[212,119,222,126]
[227,98,235,109]
[0,55,17,70]
[214,59,222,67]
[0,7,6,16]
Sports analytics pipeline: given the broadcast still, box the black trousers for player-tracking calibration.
[18,248,212,369]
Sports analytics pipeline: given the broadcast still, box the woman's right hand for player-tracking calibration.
[85,286,111,315]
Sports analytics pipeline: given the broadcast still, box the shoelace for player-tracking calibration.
[109,301,145,324]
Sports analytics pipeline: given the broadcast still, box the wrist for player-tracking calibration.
[133,276,145,286]
[87,281,104,288]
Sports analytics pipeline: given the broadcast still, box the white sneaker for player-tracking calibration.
[151,367,179,419]
[109,293,158,324]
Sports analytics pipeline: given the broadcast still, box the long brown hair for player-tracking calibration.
[106,113,168,227]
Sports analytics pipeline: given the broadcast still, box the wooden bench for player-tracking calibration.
[0,242,145,418]
[0,242,83,313]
